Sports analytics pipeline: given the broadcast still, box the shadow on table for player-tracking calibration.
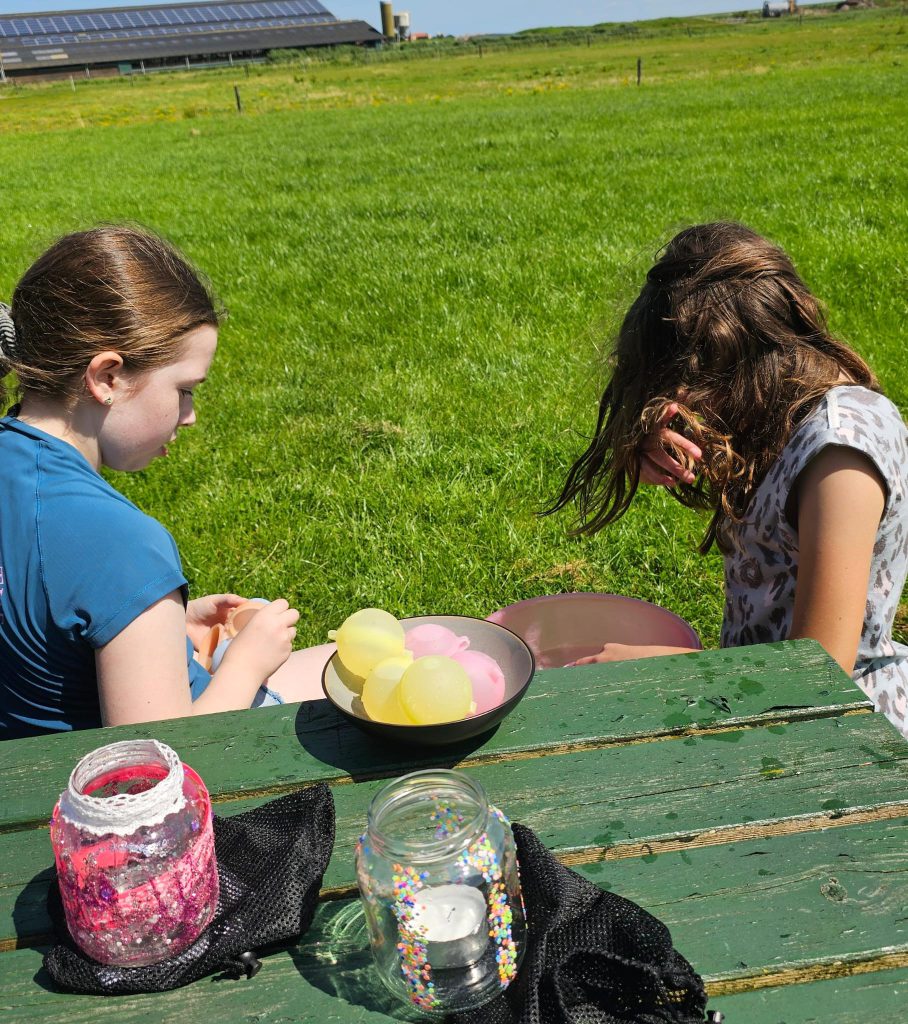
[292,700,497,781]
[288,899,424,1022]
[13,863,60,992]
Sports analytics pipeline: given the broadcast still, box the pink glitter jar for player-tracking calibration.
[49,739,219,967]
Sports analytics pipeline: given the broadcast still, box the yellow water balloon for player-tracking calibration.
[398,656,473,725]
[362,655,413,725]
[328,608,406,680]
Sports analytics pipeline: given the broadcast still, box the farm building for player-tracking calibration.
[0,1,384,79]
[762,1,797,15]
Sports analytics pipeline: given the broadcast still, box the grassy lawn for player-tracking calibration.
[1,5,905,648]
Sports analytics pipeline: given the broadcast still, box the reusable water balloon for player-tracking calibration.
[198,598,270,672]
[405,624,471,660]
[328,608,406,680]
[451,650,506,716]
[362,654,414,725]
[399,656,473,725]
[321,615,535,747]
[225,599,269,637]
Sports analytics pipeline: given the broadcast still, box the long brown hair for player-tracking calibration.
[549,222,878,552]
[3,225,220,407]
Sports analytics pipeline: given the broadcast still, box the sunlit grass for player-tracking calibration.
[1,7,905,647]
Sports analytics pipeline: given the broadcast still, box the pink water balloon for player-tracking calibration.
[451,650,506,716]
[404,624,470,660]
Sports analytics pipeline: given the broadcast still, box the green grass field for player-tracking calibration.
[1,5,906,648]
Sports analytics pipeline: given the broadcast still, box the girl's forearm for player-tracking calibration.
[568,643,701,666]
[190,662,264,715]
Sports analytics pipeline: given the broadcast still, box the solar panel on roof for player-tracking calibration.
[0,0,381,72]
[0,0,336,41]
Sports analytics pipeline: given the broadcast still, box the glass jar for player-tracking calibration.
[355,769,526,1015]
[49,739,219,967]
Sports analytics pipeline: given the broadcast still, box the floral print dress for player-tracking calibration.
[720,386,908,738]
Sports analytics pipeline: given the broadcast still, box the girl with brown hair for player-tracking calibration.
[0,227,326,740]
[550,222,908,737]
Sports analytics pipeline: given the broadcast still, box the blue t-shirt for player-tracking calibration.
[0,417,211,740]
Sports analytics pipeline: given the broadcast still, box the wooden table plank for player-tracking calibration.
[0,944,420,1024]
[0,641,862,831]
[2,818,907,1022]
[5,712,906,948]
[576,817,908,988]
[1,639,899,1020]
[3,946,904,1024]
[709,966,908,1022]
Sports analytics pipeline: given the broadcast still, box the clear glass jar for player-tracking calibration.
[355,769,526,1015]
[49,739,219,967]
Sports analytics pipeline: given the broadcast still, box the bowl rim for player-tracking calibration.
[320,613,536,730]
[486,591,702,649]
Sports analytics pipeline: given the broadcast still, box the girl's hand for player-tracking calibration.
[640,402,702,487]
[186,593,247,650]
[567,643,655,665]
[218,598,300,683]
[567,643,700,666]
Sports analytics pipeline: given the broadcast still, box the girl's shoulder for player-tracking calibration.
[823,385,906,426]
[798,386,908,450]
[1,415,175,554]
[777,385,908,509]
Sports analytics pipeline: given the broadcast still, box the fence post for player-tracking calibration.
[234,84,243,113]
[636,57,642,85]
[70,75,76,91]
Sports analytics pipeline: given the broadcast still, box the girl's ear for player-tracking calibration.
[84,351,126,407]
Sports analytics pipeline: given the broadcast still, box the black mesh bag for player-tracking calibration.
[453,823,710,1024]
[43,783,335,995]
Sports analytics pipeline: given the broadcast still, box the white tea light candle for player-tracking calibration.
[410,884,489,969]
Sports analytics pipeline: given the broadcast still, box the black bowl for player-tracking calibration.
[320,615,535,746]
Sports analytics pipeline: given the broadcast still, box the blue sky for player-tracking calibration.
[0,2,825,35]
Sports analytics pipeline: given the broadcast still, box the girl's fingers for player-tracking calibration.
[640,455,678,487]
[659,402,680,424]
[644,463,693,487]
[645,447,685,474]
[643,449,696,485]
[660,428,702,460]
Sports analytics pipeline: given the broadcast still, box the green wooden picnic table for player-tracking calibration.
[1,638,906,1022]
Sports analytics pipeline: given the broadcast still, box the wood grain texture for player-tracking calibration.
[4,711,905,949]
[708,965,908,1022]
[572,818,908,985]
[0,640,863,832]
[2,818,907,1023]
[0,639,901,1018]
